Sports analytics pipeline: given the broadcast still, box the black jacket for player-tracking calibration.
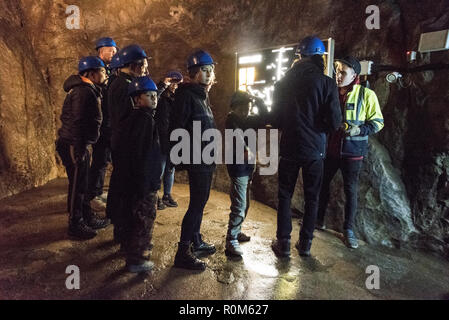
[108,71,134,150]
[170,83,217,172]
[272,57,342,161]
[114,107,162,197]
[97,73,117,141]
[58,75,102,152]
[155,88,174,155]
[226,100,269,177]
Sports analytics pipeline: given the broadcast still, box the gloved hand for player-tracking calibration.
[346,125,361,136]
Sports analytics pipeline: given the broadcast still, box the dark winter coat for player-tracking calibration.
[271,57,342,161]
[58,75,102,154]
[114,107,163,197]
[170,82,217,172]
[225,101,269,177]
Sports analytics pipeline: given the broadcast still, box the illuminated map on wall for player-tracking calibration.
[235,38,335,111]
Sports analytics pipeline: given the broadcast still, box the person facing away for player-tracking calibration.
[113,76,162,273]
[270,35,342,258]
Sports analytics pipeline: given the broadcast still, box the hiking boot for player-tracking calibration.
[295,239,312,256]
[85,214,111,230]
[271,238,291,258]
[157,197,166,210]
[174,242,206,271]
[344,229,359,249]
[68,221,97,240]
[162,194,178,207]
[126,260,154,273]
[225,239,244,257]
[192,233,216,257]
[237,232,251,242]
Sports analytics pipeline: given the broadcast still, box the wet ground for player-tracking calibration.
[0,178,449,300]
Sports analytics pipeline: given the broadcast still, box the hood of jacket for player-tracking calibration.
[63,74,96,92]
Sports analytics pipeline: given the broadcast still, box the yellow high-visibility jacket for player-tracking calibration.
[342,84,384,157]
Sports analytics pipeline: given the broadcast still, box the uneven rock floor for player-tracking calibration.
[1,178,449,300]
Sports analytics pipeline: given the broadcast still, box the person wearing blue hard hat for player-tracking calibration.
[56,56,110,240]
[170,50,217,271]
[108,44,149,145]
[106,44,154,245]
[112,76,162,273]
[154,71,184,211]
[270,35,342,258]
[95,37,118,67]
[87,37,119,212]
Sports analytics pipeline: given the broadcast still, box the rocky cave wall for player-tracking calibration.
[0,0,448,258]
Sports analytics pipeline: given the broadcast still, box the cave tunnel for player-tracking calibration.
[1,0,449,302]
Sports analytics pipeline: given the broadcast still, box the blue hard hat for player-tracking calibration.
[128,76,158,96]
[187,50,215,69]
[120,44,148,66]
[166,70,183,82]
[296,36,326,56]
[109,52,123,70]
[78,56,106,73]
[95,37,118,50]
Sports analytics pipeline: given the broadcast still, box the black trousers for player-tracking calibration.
[179,170,214,244]
[56,140,92,225]
[87,135,111,200]
[317,157,363,230]
[277,157,324,241]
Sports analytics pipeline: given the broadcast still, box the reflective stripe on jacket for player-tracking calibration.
[342,84,384,157]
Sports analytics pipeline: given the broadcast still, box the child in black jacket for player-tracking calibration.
[224,91,269,257]
[114,76,163,273]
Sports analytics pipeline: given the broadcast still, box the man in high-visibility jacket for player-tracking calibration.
[316,56,384,249]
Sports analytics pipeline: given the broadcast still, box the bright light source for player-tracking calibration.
[239,67,256,91]
[239,54,263,65]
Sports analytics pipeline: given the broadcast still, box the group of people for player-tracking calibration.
[56,34,384,274]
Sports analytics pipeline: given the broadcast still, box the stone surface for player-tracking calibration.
[1,179,449,300]
[0,0,448,259]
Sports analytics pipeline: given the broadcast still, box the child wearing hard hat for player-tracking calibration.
[113,76,163,273]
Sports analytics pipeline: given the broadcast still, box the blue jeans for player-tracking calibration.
[227,175,252,240]
[160,154,175,196]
